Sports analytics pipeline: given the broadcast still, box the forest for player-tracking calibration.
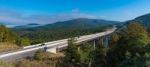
[14,25,112,44]
[1,22,150,67]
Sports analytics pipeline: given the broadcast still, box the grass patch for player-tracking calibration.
[15,52,64,67]
[0,42,19,52]
[15,59,50,67]
[0,60,15,67]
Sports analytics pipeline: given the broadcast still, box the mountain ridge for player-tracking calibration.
[13,18,120,30]
[133,13,150,28]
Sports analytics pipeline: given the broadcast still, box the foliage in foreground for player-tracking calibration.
[107,22,150,67]
[63,38,81,66]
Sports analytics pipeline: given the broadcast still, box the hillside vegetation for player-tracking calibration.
[0,25,30,52]
[3,22,150,67]
[13,18,119,44]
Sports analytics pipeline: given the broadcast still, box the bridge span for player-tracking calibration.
[0,28,116,61]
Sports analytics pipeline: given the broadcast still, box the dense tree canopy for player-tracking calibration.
[14,26,112,44]
[0,25,30,47]
[107,22,150,67]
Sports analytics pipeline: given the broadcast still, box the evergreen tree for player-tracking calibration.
[80,43,94,66]
[16,37,30,46]
[91,45,106,67]
[64,38,81,67]
[109,32,119,48]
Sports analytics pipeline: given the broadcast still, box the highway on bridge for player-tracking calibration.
[0,28,116,62]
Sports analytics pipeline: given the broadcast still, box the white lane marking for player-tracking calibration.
[0,41,67,58]
[23,39,68,49]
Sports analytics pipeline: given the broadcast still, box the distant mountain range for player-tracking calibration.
[35,18,119,30]
[11,13,150,44]
[12,18,120,44]
[13,18,120,30]
[14,12,150,30]
[1,13,150,30]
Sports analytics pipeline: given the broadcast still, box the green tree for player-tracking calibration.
[34,49,45,61]
[80,43,94,66]
[107,22,149,67]
[64,38,81,67]
[91,45,106,67]
[109,32,119,48]
[120,22,149,54]
[0,25,16,43]
[16,37,30,46]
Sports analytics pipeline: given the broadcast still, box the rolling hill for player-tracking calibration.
[13,18,120,44]
[120,13,150,29]
[39,18,119,29]
[133,13,150,28]
[14,18,120,30]
[116,13,150,31]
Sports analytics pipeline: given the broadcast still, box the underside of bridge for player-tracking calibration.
[47,35,111,53]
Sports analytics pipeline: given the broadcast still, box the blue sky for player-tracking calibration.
[0,0,150,25]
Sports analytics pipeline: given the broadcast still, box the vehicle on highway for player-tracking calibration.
[40,43,45,46]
